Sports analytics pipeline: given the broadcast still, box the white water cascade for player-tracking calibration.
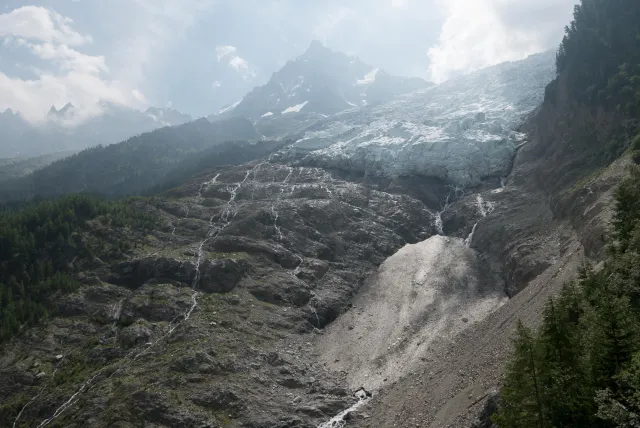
[318,389,371,428]
[34,164,263,428]
[464,194,495,247]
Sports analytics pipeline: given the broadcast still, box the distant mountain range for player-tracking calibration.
[0,116,265,201]
[0,41,428,160]
[0,103,193,158]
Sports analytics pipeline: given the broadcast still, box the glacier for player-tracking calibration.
[281,52,555,187]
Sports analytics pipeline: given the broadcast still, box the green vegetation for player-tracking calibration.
[0,151,77,183]
[494,166,640,427]
[206,251,250,260]
[555,0,640,114]
[0,118,269,202]
[547,0,640,167]
[0,195,157,342]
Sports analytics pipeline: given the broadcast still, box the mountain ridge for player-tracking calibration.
[0,103,194,159]
[212,40,430,123]
[2,19,638,426]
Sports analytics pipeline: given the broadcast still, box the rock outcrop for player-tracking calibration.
[0,50,623,428]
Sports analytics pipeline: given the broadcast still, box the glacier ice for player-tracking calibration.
[283,52,555,187]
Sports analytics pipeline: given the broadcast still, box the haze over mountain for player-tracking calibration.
[218,41,430,120]
[2,2,640,428]
[0,102,193,158]
[0,1,577,121]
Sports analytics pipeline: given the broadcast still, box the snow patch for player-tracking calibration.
[216,100,241,115]
[357,68,379,85]
[282,101,309,114]
[261,112,274,118]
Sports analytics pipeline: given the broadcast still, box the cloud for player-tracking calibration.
[427,0,576,82]
[0,70,145,124]
[0,6,145,123]
[391,0,409,9]
[216,44,256,81]
[216,45,236,62]
[0,6,91,45]
[28,42,108,74]
[0,0,579,119]
[113,0,216,89]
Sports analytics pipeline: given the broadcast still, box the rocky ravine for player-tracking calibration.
[0,51,628,428]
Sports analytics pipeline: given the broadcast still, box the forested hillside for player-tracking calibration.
[495,1,640,426]
[0,151,78,183]
[495,166,640,427]
[545,0,640,164]
[555,0,640,112]
[0,117,261,202]
[0,196,157,342]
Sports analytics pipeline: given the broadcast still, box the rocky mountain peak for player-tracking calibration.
[305,39,327,55]
[217,45,429,122]
[0,102,193,158]
[47,103,76,120]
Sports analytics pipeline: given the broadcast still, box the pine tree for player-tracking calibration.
[537,288,595,426]
[493,321,547,428]
[588,292,638,390]
[595,352,640,427]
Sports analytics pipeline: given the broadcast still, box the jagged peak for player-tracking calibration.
[59,103,75,114]
[48,105,58,116]
[302,40,334,58]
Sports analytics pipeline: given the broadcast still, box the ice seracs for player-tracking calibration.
[281,51,556,187]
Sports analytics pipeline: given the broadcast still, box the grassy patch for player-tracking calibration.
[205,251,250,260]
[0,393,31,427]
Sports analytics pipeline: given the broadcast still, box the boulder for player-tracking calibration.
[472,391,502,428]
[111,258,196,288]
[198,259,246,293]
[118,322,152,348]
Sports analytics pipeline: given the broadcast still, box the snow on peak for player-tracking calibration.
[282,101,309,114]
[357,69,379,85]
[216,100,241,115]
[278,52,556,187]
[261,112,274,117]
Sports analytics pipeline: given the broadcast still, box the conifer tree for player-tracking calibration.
[493,321,547,428]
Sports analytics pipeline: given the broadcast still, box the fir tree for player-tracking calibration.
[492,321,547,428]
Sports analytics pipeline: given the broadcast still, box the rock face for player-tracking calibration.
[0,51,619,428]
[225,40,429,121]
[0,159,439,427]
[342,61,632,428]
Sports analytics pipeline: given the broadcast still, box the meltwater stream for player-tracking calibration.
[32,164,263,427]
[318,389,372,428]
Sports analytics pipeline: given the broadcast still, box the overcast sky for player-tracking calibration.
[0,0,577,122]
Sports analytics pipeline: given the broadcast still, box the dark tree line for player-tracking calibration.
[494,166,640,427]
[0,195,157,342]
[554,0,640,115]
[0,117,261,202]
